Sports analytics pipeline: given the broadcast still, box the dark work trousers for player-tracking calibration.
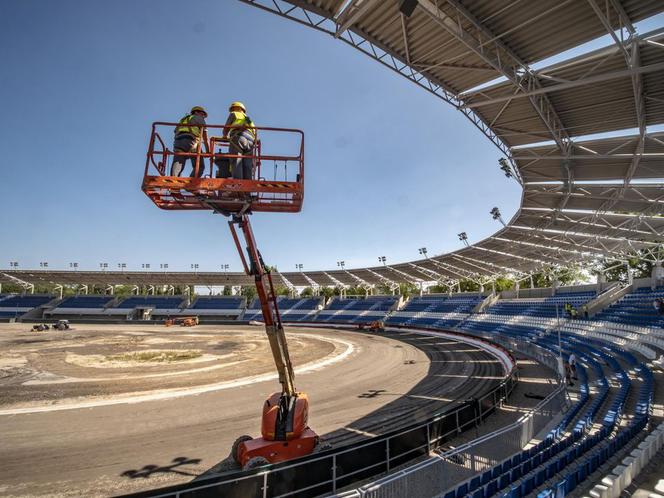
[229,133,255,180]
[171,135,204,177]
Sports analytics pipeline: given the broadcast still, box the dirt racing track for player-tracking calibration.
[0,323,508,497]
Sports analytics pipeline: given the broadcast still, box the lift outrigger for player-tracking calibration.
[142,122,318,470]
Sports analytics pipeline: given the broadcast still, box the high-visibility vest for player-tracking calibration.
[228,111,256,138]
[175,114,203,138]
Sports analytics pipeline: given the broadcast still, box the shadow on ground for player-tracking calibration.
[122,456,202,479]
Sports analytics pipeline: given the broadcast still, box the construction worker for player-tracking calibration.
[223,102,256,180]
[171,106,209,177]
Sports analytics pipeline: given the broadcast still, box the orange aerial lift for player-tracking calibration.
[142,122,318,470]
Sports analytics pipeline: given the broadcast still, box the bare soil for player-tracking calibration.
[0,323,335,408]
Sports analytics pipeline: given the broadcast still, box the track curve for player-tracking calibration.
[0,325,505,497]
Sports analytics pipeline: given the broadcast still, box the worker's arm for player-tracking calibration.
[222,113,234,139]
[190,115,210,153]
[202,128,210,153]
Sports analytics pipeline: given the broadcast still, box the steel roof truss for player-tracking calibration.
[364,268,400,290]
[415,0,571,151]
[407,263,443,282]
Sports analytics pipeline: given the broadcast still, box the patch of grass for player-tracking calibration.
[106,350,202,363]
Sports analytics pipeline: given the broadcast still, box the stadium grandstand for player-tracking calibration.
[2,1,664,498]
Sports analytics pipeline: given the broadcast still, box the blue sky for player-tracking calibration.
[0,2,659,273]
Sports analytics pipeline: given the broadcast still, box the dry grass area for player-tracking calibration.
[105,350,202,363]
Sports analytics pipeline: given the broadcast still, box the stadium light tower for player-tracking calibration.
[418,247,428,258]
[337,261,345,270]
[498,158,513,178]
[221,264,229,272]
[191,263,199,274]
[458,232,469,247]
[160,263,169,270]
[490,207,506,227]
[99,262,108,271]
[118,263,127,271]
[9,261,19,269]
[378,256,387,266]
[296,264,303,271]
[141,263,151,270]
[40,262,48,268]
[69,262,79,271]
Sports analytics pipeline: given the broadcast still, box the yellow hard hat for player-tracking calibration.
[190,106,208,117]
[229,101,246,112]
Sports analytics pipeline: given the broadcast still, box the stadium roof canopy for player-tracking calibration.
[3,0,664,291]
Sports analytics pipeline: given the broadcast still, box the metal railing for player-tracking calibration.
[141,122,305,213]
[120,331,518,498]
[336,337,567,498]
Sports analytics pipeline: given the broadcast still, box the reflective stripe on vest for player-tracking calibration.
[175,114,201,138]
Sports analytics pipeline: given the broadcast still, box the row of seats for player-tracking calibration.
[484,292,595,319]
[243,297,325,321]
[433,309,655,498]
[325,296,398,311]
[312,296,398,323]
[56,295,113,308]
[116,296,185,309]
[0,295,54,309]
[191,297,245,309]
[595,286,664,327]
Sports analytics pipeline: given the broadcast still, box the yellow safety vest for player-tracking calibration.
[228,111,256,138]
[175,114,203,138]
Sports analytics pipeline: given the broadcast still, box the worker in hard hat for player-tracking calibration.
[223,101,257,180]
[171,106,209,177]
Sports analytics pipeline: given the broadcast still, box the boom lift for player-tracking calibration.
[142,122,318,470]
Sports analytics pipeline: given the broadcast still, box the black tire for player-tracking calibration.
[231,435,253,464]
[243,456,269,471]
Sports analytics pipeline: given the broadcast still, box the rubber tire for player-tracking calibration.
[231,435,253,464]
[243,456,270,471]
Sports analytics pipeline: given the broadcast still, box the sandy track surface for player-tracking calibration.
[0,325,503,497]
[0,324,336,410]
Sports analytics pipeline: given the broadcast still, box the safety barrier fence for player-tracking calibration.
[337,334,568,498]
[120,329,518,498]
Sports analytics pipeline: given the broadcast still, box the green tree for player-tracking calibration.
[494,276,515,292]
[274,285,291,296]
[321,287,340,299]
[459,279,480,292]
[594,247,664,282]
[241,286,257,301]
[300,287,314,297]
[427,284,450,294]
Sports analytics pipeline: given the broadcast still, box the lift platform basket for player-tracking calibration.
[142,122,304,214]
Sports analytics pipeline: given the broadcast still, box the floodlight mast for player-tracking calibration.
[490,207,506,227]
[142,121,317,469]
